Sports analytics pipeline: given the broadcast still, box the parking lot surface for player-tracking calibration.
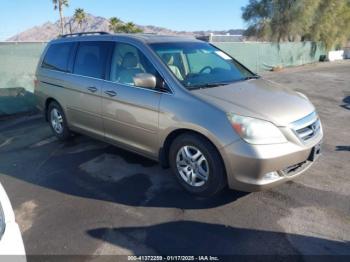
[0,61,349,258]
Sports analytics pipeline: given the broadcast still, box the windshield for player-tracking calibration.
[150,42,257,89]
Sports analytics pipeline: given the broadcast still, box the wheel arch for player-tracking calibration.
[159,128,226,174]
[45,97,60,121]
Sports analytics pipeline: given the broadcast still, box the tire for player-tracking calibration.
[47,101,71,141]
[169,133,227,197]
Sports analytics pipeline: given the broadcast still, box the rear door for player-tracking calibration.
[64,41,114,138]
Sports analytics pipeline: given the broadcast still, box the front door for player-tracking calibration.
[102,42,163,157]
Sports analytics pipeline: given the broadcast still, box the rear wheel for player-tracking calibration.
[169,134,227,197]
[47,101,71,141]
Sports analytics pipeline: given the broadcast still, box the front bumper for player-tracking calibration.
[220,131,323,192]
[0,183,26,260]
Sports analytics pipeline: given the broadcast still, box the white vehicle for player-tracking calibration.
[0,182,26,261]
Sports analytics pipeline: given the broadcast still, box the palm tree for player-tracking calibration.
[123,22,143,33]
[52,0,69,35]
[109,17,143,33]
[74,8,86,31]
[109,17,123,33]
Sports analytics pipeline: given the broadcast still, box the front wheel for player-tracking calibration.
[169,134,227,197]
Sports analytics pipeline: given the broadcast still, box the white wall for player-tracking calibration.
[328,50,344,61]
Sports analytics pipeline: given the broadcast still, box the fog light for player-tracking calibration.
[263,171,280,181]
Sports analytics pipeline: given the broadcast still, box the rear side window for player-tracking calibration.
[73,41,113,79]
[42,42,75,72]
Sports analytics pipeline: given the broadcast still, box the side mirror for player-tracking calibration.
[133,73,157,89]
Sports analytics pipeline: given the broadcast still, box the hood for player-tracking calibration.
[192,78,315,126]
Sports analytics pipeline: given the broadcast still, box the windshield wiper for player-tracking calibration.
[188,82,231,89]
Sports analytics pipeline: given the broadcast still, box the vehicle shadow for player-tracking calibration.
[0,127,248,209]
[341,96,350,110]
[335,146,350,152]
[64,140,249,209]
[86,221,350,256]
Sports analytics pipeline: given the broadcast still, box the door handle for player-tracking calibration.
[87,86,98,93]
[104,90,117,97]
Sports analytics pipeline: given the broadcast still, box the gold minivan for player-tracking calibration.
[35,32,323,196]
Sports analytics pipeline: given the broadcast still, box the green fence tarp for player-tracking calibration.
[0,41,326,116]
[0,42,46,115]
[213,41,326,73]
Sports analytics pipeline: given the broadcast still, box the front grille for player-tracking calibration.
[291,112,321,142]
[295,119,321,141]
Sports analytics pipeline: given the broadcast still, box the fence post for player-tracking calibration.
[256,43,260,74]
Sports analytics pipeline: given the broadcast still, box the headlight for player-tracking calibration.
[0,203,5,239]
[227,113,287,145]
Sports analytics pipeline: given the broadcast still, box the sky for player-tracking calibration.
[0,0,249,40]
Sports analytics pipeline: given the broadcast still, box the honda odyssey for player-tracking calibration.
[34,32,323,196]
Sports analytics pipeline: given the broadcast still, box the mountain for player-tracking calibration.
[6,14,244,42]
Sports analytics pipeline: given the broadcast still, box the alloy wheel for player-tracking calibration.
[176,145,209,187]
[50,108,64,134]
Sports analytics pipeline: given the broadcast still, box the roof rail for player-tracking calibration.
[60,32,110,38]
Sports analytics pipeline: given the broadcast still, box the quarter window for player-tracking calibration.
[73,41,113,79]
[42,43,75,72]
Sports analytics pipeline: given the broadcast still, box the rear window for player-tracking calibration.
[42,42,75,72]
[73,41,114,79]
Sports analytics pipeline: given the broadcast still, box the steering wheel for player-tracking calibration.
[199,66,213,74]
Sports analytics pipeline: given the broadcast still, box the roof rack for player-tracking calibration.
[60,32,110,38]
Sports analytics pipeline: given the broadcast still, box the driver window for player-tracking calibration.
[110,43,158,88]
